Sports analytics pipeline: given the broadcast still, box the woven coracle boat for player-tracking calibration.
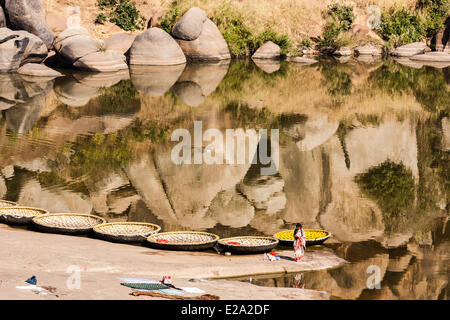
[0,207,49,224]
[146,231,219,251]
[0,200,18,208]
[32,213,106,235]
[93,222,161,243]
[218,236,279,254]
[274,229,331,246]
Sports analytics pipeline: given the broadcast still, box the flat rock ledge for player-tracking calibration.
[390,42,427,57]
[410,52,450,62]
[0,225,338,299]
[17,63,63,78]
[289,56,318,65]
[1,224,345,279]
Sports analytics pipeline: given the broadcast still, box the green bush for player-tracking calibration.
[325,2,355,32]
[379,6,426,46]
[159,6,181,34]
[317,3,355,48]
[416,0,450,37]
[158,1,292,57]
[252,29,292,56]
[96,0,146,31]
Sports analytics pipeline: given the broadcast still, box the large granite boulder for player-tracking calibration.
[104,33,136,55]
[53,27,102,65]
[0,28,48,72]
[17,63,62,78]
[176,19,231,61]
[391,42,427,57]
[73,51,128,72]
[129,27,186,65]
[4,0,54,49]
[252,41,280,60]
[171,7,207,41]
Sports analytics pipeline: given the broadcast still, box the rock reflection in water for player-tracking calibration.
[172,61,229,106]
[0,74,53,133]
[0,58,448,299]
[130,64,185,97]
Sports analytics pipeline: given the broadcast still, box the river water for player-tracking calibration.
[0,57,448,299]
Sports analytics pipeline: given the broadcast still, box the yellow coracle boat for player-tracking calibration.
[274,229,331,246]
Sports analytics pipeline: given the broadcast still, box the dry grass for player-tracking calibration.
[42,0,419,43]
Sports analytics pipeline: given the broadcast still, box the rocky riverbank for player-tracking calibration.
[1,1,450,76]
[0,223,343,300]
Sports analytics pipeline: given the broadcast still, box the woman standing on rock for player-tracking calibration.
[293,223,306,262]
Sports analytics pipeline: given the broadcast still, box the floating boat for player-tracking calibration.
[32,213,106,235]
[146,231,219,251]
[0,207,49,225]
[0,200,18,208]
[93,222,161,243]
[274,229,331,246]
[218,236,279,254]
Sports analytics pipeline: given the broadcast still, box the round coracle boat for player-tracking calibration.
[274,229,331,246]
[146,231,219,251]
[218,236,279,254]
[0,200,18,208]
[0,207,49,224]
[32,213,106,235]
[93,222,161,243]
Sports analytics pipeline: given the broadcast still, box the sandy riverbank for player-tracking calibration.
[0,224,345,300]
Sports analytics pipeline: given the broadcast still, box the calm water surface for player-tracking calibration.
[0,57,448,299]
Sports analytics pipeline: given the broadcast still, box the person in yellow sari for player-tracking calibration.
[293,223,306,262]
